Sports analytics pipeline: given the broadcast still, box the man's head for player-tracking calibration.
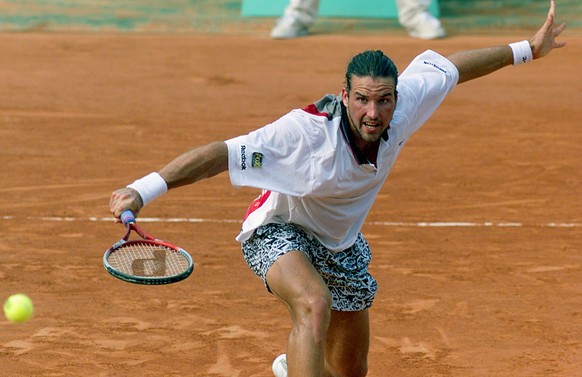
[344,50,398,93]
[342,50,399,147]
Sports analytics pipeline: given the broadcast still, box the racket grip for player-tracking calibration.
[120,210,136,225]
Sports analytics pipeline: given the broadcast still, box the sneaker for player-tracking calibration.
[404,12,446,40]
[272,354,288,377]
[270,15,309,39]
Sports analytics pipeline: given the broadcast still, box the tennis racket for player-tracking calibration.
[103,210,194,285]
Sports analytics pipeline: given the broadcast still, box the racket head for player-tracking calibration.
[103,238,194,285]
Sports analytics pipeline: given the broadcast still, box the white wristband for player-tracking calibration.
[509,40,533,65]
[127,172,167,207]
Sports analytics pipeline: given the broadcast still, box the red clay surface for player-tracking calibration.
[1,32,581,376]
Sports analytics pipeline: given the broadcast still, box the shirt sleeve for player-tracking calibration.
[394,50,459,139]
[225,111,318,197]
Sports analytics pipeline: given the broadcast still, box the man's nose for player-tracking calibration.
[366,101,380,118]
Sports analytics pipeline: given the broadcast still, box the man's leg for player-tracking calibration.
[395,0,429,25]
[283,0,319,25]
[271,0,319,38]
[324,310,370,377]
[266,250,332,377]
[395,0,446,39]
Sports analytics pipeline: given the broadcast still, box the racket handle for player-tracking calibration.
[120,210,136,225]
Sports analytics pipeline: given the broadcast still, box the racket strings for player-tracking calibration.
[108,242,190,278]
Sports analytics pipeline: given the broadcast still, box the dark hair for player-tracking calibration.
[345,50,398,92]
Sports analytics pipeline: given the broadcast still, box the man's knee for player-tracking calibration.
[291,291,332,340]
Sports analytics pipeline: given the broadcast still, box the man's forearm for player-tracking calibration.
[159,141,229,190]
[448,45,514,84]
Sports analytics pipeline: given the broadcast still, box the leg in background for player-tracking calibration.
[395,0,446,39]
[271,0,319,38]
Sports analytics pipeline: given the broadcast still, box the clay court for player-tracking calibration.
[1,3,581,376]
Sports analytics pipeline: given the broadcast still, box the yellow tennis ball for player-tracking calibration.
[3,294,34,323]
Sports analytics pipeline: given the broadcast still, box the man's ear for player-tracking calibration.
[341,87,349,107]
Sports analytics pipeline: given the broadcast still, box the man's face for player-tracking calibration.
[341,75,397,146]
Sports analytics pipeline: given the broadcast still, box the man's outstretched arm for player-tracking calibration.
[109,142,229,218]
[448,0,566,84]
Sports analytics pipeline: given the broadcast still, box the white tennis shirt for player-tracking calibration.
[225,50,459,252]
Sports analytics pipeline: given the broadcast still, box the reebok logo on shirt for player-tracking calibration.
[240,145,247,170]
[239,145,263,170]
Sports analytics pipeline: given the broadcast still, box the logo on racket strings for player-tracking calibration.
[131,249,167,276]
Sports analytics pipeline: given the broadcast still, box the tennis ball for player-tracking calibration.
[3,294,34,323]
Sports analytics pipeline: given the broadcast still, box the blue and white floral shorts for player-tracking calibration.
[241,223,378,311]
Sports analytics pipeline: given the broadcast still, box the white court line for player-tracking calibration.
[368,221,581,228]
[0,216,240,223]
[1,216,580,228]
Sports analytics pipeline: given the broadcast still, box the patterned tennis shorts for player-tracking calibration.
[241,223,378,311]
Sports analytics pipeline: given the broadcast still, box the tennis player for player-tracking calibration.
[109,2,566,376]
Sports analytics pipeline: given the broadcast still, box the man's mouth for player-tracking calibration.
[363,121,380,130]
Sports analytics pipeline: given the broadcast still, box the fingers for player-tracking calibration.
[554,21,567,37]
[109,188,142,219]
[109,190,125,218]
[547,0,566,48]
[554,22,566,36]
[531,0,566,58]
[553,22,567,48]
[549,0,556,18]
[544,0,555,30]
[544,0,560,35]
[547,0,567,39]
